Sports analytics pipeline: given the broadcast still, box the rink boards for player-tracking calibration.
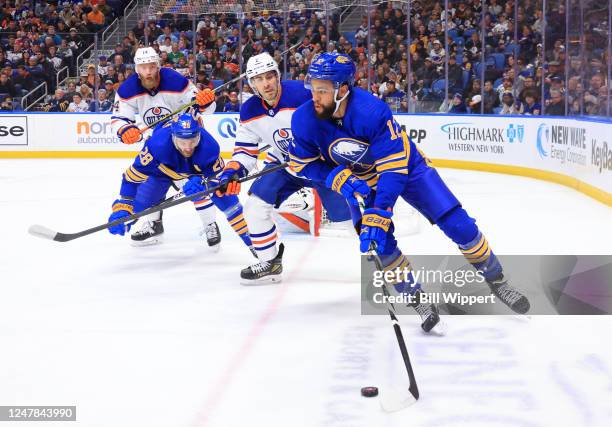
[0,112,610,205]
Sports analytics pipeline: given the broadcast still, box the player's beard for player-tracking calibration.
[140,73,159,90]
[314,100,335,120]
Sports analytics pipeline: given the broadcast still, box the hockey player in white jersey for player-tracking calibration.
[201,53,352,284]
[110,47,220,247]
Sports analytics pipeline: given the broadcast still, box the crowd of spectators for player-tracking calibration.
[0,0,121,110]
[357,0,610,116]
[0,0,609,117]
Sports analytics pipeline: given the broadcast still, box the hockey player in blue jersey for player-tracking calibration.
[197,52,352,284]
[111,47,217,245]
[288,53,530,331]
[107,112,254,253]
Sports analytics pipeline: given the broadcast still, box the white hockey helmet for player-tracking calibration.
[246,52,280,98]
[134,47,160,66]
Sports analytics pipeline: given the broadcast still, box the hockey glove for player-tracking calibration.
[195,88,215,112]
[117,124,142,145]
[216,161,245,196]
[182,175,207,196]
[359,208,392,254]
[325,165,371,202]
[108,198,135,236]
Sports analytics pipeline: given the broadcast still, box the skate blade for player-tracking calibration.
[130,235,164,247]
[427,320,447,336]
[379,386,418,412]
[240,275,282,286]
[206,243,221,253]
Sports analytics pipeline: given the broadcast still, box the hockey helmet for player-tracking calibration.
[305,52,356,90]
[305,53,356,114]
[134,47,160,66]
[171,112,201,151]
[245,52,280,98]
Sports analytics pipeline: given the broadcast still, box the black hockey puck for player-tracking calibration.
[361,386,379,397]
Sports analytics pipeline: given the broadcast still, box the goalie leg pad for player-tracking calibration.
[244,195,278,262]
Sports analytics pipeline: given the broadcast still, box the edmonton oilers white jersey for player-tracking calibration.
[231,80,311,174]
[111,67,215,139]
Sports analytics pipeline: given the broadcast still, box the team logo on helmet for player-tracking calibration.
[272,128,293,154]
[329,138,370,169]
[143,106,172,125]
[336,56,350,64]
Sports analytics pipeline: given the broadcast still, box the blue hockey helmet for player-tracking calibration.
[304,52,356,90]
[305,53,356,115]
[171,112,200,153]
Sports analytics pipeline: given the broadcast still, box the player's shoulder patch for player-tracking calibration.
[239,95,266,122]
[279,80,311,108]
[117,74,145,99]
[158,67,190,93]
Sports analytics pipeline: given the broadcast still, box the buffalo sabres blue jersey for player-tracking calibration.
[119,123,224,199]
[289,87,419,210]
[231,80,311,174]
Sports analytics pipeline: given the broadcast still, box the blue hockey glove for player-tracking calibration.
[182,175,208,196]
[108,198,134,236]
[325,165,371,203]
[359,208,393,254]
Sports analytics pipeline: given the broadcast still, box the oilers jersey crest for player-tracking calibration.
[231,80,311,173]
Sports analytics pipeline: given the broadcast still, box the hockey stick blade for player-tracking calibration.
[353,195,420,406]
[28,224,59,241]
[29,162,288,243]
[379,386,419,412]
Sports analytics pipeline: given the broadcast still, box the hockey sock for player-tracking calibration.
[378,248,421,295]
[225,204,252,247]
[459,232,503,281]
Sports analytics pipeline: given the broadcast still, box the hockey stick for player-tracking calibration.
[141,41,306,132]
[355,196,419,411]
[170,144,273,199]
[28,162,288,243]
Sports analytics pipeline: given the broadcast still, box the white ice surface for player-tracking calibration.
[1,159,611,427]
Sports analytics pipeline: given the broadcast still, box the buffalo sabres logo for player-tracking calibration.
[272,128,293,154]
[328,138,369,167]
[143,106,172,125]
[335,56,350,64]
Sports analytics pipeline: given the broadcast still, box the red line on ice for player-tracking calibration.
[191,241,314,427]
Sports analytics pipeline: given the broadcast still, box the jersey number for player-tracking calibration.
[387,120,401,140]
[139,147,154,166]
